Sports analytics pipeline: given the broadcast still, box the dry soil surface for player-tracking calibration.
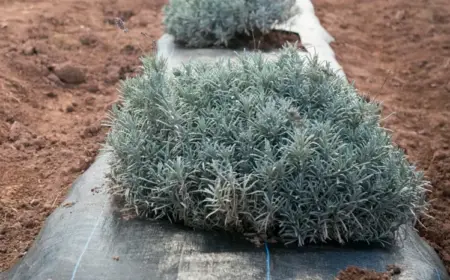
[314,0,450,276]
[0,0,166,271]
[335,265,401,280]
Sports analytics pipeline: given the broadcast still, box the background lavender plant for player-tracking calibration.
[162,0,296,48]
[105,46,427,246]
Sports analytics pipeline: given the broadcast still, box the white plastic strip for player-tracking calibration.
[273,0,346,78]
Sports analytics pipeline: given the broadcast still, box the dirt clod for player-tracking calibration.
[387,264,402,275]
[84,96,96,106]
[23,219,36,229]
[395,10,406,21]
[8,121,31,142]
[120,45,137,55]
[52,63,86,84]
[79,34,98,46]
[105,65,121,84]
[47,73,63,85]
[443,182,450,197]
[43,204,53,211]
[445,82,450,93]
[433,150,449,161]
[32,136,46,150]
[62,201,76,208]
[30,200,40,207]
[85,83,100,93]
[335,266,391,280]
[82,125,102,138]
[46,91,57,98]
[11,222,22,230]
[22,45,38,56]
[65,105,75,113]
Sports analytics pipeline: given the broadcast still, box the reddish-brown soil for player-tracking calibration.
[314,0,450,277]
[0,0,167,272]
[335,267,390,280]
[335,265,401,280]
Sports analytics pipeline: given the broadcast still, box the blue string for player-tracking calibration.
[70,201,106,280]
[264,242,271,280]
[435,268,441,280]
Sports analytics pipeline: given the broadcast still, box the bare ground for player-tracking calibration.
[0,0,167,271]
[314,0,450,276]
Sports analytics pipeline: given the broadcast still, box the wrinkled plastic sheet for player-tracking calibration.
[3,153,449,280]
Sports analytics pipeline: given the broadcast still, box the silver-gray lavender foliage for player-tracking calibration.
[105,47,427,246]
[163,0,296,47]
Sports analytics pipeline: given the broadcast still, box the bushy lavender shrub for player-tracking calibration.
[105,47,427,246]
[163,0,296,48]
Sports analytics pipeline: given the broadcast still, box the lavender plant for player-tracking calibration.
[105,46,427,246]
[163,0,296,48]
